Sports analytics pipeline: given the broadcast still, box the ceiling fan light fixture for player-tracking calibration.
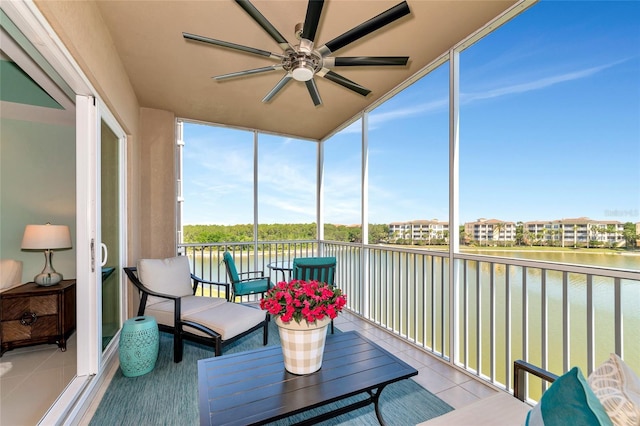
[292,64,314,81]
[290,53,317,81]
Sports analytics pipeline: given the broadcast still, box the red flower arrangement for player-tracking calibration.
[260,279,347,324]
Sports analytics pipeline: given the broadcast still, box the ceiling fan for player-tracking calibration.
[183,0,411,106]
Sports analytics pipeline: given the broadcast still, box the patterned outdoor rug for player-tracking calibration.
[90,321,453,425]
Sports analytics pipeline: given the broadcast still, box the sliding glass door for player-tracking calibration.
[100,119,123,350]
[75,97,126,373]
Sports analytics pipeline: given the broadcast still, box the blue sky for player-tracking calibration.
[183,0,640,226]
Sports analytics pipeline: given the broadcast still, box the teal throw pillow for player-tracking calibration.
[526,366,612,426]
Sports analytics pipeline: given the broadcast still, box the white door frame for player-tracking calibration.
[2,1,127,423]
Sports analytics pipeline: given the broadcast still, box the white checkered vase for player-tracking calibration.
[275,316,331,375]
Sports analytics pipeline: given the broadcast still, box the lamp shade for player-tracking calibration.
[21,224,72,249]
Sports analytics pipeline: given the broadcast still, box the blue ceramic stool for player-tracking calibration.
[119,316,159,377]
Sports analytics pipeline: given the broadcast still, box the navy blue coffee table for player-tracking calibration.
[198,330,418,425]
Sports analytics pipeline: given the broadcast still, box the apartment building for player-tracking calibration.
[389,220,449,243]
[391,217,634,247]
[523,217,625,247]
[463,218,517,245]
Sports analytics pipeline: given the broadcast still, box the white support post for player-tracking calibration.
[253,131,259,268]
[317,140,325,254]
[449,49,460,365]
[362,113,369,318]
[176,120,185,250]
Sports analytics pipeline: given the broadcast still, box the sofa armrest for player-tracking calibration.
[514,360,559,402]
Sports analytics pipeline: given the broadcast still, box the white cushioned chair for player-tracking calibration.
[124,256,268,363]
[0,259,23,292]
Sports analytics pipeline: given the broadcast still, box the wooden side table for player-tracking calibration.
[0,279,76,356]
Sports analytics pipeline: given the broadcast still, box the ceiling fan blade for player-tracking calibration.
[318,1,410,56]
[183,32,283,60]
[327,56,409,67]
[301,0,325,43]
[214,65,283,81]
[320,70,371,97]
[305,79,323,106]
[235,0,291,51]
[262,74,293,103]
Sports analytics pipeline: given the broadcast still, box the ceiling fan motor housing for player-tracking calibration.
[285,38,322,81]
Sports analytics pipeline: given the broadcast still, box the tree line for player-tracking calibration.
[183,223,390,244]
[183,221,637,249]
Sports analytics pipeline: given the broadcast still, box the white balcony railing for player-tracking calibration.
[178,240,640,403]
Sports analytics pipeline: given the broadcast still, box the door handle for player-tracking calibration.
[101,243,108,267]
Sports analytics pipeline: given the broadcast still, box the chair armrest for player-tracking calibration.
[124,267,181,315]
[237,270,265,279]
[513,360,559,402]
[180,319,221,340]
[191,274,231,300]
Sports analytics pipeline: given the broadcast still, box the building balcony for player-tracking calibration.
[180,241,640,401]
[3,239,638,424]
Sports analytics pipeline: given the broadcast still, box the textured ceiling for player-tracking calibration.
[92,0,519,141]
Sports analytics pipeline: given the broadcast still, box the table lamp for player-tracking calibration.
[21,223,72,286]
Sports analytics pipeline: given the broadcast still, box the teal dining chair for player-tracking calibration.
[292,256,337,333]
[222,251,274,302]
[292,256,336,285]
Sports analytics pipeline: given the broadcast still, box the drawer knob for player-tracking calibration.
[20,312,38,326]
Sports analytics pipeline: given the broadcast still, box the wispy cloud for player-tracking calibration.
[462,60,625,103]
[338,99,447,134]
[369,99,448,128]
[341,59,627,134]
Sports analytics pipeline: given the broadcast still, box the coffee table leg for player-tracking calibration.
[370,384,389,426]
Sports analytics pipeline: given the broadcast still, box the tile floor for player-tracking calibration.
[333,311,499,409]
[1,312,501,425]
[0,334,77,426]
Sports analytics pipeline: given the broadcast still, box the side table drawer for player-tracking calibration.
[2,315,58,342]
[1,294,58,320]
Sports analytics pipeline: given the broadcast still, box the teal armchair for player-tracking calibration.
[222,251,273,302]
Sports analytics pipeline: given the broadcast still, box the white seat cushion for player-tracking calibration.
[418,392,531,425]
[146,295,227,327]
[138,256,193,305]
[145,295,263,340]
[183,302,265,340]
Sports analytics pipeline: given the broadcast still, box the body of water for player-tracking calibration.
[468,248,639,271]
[188,247,639,396]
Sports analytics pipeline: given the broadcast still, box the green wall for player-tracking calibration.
[0,60,63,109]
[0,117,76,282]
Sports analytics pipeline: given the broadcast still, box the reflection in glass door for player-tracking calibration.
[100,120,121,349]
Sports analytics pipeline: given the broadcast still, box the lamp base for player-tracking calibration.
[35,272,63,286]
[35,250,63,286]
